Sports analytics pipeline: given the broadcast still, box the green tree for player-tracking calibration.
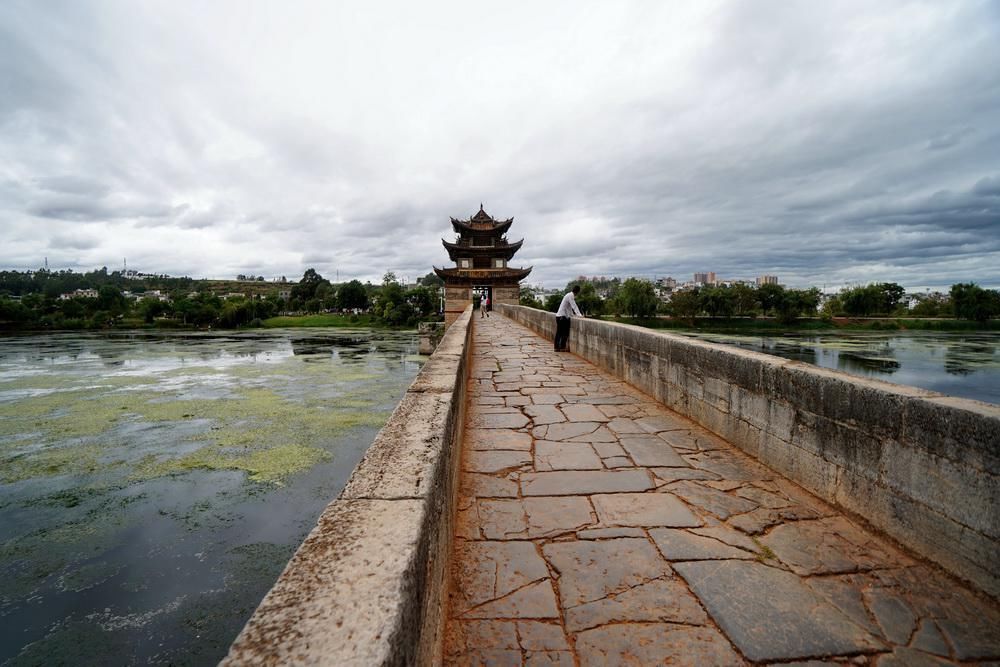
[776,288,820,324]
[700,287,735,318]
[575,283,605,317]
[418,272,444,288]
[757,283,785,316]
[950,283,1000,322]
[291,268,330,302]
[544,294,563,313]
[877,282,906,314]
[665,289,701,323]
[731,284,759,317]
[519,286,543,309]
[407,286,437,317]
[618,278,658,318]
[909,292,950,318]
[337,280,369,311]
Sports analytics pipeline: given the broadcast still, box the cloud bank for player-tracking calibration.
[1,0,998,290]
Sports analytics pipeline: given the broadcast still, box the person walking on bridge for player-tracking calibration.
[480,294,490,318]
[554,285,582,351]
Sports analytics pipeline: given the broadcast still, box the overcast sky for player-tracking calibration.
[1,1,998,290]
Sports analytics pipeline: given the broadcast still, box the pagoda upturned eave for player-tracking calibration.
[450,217,514,235]
[442,238,523,261]
[433,266,532,283]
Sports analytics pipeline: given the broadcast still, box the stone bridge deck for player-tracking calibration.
[443,314,1000,666]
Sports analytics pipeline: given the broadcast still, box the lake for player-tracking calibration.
[0,329,422,665]
[677,330,1000,405]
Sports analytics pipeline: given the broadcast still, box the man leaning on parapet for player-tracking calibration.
[554,285,583,352]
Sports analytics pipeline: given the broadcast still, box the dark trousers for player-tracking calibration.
[555,316,571,351]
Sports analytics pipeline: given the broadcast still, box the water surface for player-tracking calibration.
[676,330,999,404]
[0,329,422,665]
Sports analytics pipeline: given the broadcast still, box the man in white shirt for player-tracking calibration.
[554,285,582,351]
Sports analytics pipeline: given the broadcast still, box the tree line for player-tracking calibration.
[0,268,445,329]
[520,279,1000,324]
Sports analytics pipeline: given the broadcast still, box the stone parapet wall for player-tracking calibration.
[491,286,520,305]
[497,304,1000,598]
[223,306,474,666]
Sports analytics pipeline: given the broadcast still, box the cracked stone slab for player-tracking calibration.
[674,560,884,662]
[761,517,905,575]
[478,497,595,539]
[564,577,708,632]
[804,575,884,639]
[865,589,917,645]
[473,411,530,429]
[911,619,951,657]
[521,470,653,496]
[461,473,520,500]
[517,621,570,651]
[525,404,566,425]
[592,492,702,527]
[561,404,609,422]
[591,441,627,458]
[576,527,647,539]
[659,428,729,451]
[533,421,600,440]
[606,417,645,434]
[535,440,603,471]
[465,449,532,473]
[602,456,634,468]
[530,394,564,404]
[734,485,795,508]
[451,540,552,614]
[876,648,955,667]
[525,650,574,666]
[649,528,755,560]
[619,435,690,467]
[542,538,672,607]
[650,467,722,484]
[467,428,533,451]
[461,579,561,619]
[690,525,761,553]
[668,480,758,519]
[634,414,690,433]
[728,505,819,534]
[575,623,741,666]
[685,450,774,480]
[567,424,619,443]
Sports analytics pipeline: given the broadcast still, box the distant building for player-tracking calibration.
[278,289,292,301]
[756,275,779,286]
[693,272,717,285]
[656,276,678,290]
[59,288,99,300]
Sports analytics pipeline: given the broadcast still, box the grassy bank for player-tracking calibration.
[603,316,1000,333]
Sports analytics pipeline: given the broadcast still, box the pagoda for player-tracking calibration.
[434,205,532,326]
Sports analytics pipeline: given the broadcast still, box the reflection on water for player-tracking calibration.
[0,328,422,665]
[678,331,999,404]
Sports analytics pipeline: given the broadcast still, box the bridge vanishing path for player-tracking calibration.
[442,314,1000,666]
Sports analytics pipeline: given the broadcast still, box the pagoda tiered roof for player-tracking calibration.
[442,238,524,261]
[450,204,514,235]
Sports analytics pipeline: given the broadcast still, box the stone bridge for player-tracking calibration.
[224,307,999,666]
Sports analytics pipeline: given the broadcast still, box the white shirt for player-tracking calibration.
[556,292,583,317]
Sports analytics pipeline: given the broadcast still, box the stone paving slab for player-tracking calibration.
[443,314,1000,666]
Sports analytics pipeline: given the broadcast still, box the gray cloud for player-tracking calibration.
[0,0,998,290]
